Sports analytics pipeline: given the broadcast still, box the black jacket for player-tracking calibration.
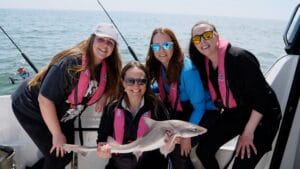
[97,95,169,169]
[224,45,282,146]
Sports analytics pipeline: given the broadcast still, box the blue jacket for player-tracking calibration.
[152,57,215,124]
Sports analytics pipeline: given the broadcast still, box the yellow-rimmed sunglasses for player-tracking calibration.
[192,31,214,44]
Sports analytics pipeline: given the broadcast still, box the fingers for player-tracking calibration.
[97,144,111,158]
[235,143,258,159]
[50,146,65,158]
[180,138,191,157]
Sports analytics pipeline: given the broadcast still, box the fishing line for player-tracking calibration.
[96,0,139,61]
[0,26,38,73]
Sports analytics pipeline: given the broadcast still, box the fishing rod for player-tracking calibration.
[0,26,39,73]
[96,0,139,61]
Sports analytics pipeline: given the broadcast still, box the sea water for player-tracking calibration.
[0,9,288,95]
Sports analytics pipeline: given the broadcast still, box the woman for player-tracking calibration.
[189,21,282,169]
[96,61,169,169]
[11,23,122,169]
[145,27,216,169]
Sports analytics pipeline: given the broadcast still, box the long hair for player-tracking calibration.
[120,61,159,110]
[28,34,122,102]
[145,27,183,84]
[188,21,217,89]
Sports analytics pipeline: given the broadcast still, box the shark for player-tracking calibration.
[62,117,207,159]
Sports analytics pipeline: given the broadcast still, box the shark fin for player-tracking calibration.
[62,144,88,157]
[160,135,177,157]
[107,136,120,146]
[143,117,156,129]
[78,150,88,157]
[133,151,143,160]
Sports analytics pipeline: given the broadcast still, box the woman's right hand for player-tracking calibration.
[50,132,67,158]
[97,143,112,158]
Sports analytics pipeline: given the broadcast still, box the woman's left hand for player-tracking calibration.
[180,137,192,157]
[235,133,257,159]
[95,95,107,112]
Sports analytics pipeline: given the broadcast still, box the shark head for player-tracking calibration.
[168,120,207,138]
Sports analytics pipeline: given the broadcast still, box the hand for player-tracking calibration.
[235,133,257,159]
[95,95,107,113]
[97,143,111,158]
[180,137,191,157]
[50,132,67,158]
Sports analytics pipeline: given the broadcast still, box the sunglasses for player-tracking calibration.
[192,31,214,44]
[151,42,173,52]
[124,78,147,86]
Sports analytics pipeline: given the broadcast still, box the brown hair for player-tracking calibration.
[145,27,183,84]
[120,61,157,108]
[28,34,122,102]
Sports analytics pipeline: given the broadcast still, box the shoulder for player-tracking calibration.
[227,45,260,67]
[54,55,82,68]
[181,57,198,73]
[180,57,200,79]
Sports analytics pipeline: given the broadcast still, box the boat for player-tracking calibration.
[0,3,299,169]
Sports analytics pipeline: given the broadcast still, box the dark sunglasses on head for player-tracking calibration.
[151,42,173,52]
[124,78,147,86]
[192,31,214,44]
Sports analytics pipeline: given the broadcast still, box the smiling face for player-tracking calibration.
[192,24,219,58]
[92,36,116,64]
[122,67,147,102]
[151,32,174,68]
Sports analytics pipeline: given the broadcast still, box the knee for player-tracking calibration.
[195,144,214,161]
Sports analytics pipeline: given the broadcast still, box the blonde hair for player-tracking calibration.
[29,34,122,102]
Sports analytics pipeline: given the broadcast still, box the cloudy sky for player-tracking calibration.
[0,0,298,21]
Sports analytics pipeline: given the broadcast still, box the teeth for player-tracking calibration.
[202,45,209,49]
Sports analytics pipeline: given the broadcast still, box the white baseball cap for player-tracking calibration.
[93,23,118,42]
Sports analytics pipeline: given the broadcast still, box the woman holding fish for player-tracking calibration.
[97,61,169,169]
[11,23,122,169]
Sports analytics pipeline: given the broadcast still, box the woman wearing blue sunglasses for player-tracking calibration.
[189,21,281,169]
[145,27,216,169]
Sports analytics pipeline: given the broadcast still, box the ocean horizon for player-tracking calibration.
[0,8,289,95]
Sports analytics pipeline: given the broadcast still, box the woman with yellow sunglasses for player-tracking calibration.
[189,21,282,169]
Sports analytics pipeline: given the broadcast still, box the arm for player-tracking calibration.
[181,61,206,125]
[38,59,76,157]
[38,94,66,157]
[235,110,263,159]
[97,103,115,158]
[179,59,206,156]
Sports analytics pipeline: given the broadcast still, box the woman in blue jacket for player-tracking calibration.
[145,27,216,169]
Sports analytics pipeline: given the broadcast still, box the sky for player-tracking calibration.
[0,0,299,21]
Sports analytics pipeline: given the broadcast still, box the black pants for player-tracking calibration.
[195,110,276,169]
[13,108,74,169]
[106,150,168,169]
[168,144,195,169]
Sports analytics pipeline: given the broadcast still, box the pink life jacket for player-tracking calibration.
[205,38,237,108]
[68,55,107,106]
[158,66,183,112]
[114,108,151,144]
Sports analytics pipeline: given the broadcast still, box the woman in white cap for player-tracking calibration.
[11,23,122,169]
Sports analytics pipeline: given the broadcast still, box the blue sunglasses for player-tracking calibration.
[151,42,174,52]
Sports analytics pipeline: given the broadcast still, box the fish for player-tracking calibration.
[62,117,207,159]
